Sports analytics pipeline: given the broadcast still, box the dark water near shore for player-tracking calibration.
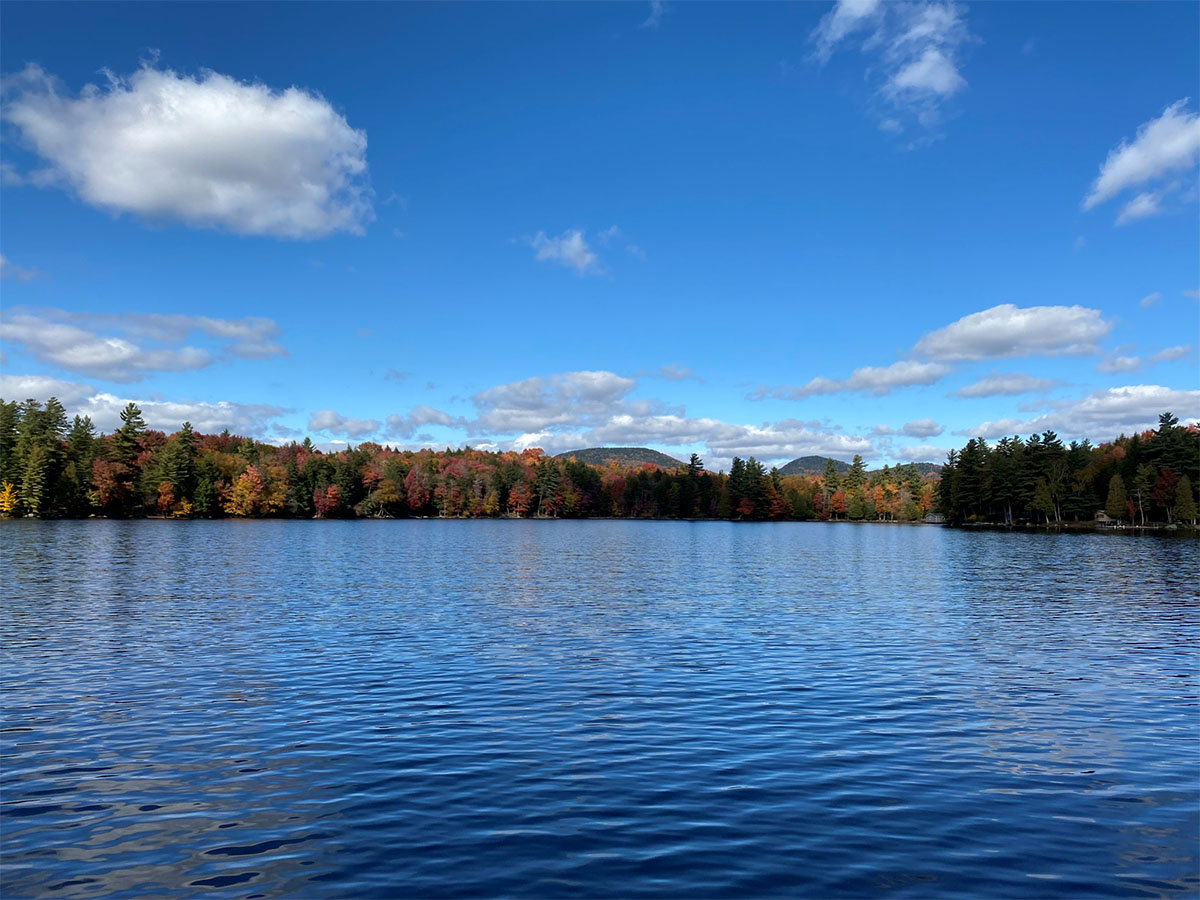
[2,520,1197,898]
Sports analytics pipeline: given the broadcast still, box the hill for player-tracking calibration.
[777,456,851,477]
[777,456,943,477]
[556,447,686,468]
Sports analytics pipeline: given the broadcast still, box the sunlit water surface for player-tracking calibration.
[2,520,1197,898]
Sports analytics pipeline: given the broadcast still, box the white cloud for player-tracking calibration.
[812,1,970,136]
[892,443,952,463]
[0,373,289,434]
[811,0,882,61]
[1083,100,1200,221]
[1,311,211,381]
[1096,345,1190,373]
[385,405,458,439]
[912,304,1112,361]
[1139,291,1162,308]
[960,384,1200,440]
[0,254,39,281]
[641,0,666,29]
[471,370,638,432]
[308,409,381,439]
[1150,345,1190,362]
[755,360,950,400]
[954,371,1061,398]
[1185,289,1200,301]
[1115,188,1171,225]
[3,63,371,239]
[637,363,700,382]
[954,417,1031,440]
[0,308,285,381]
[1096,355,1142,374]
[529,229,601,274]
[888,48,965,97]
[901,418,944,438]
[0,374,97,407]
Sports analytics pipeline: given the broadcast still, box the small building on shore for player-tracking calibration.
[924,513,946,524]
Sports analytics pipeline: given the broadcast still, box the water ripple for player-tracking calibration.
[1,520,1197,898]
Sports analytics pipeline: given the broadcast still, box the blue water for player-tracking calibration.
[2,520,1197,898]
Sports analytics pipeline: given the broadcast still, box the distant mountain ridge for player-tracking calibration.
[777,456,850,477]
[777,456,942,477]
[556,447,686,468]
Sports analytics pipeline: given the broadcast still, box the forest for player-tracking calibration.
[0,397,934,522]
[937,412,1197,526]
[0,396,1194,526]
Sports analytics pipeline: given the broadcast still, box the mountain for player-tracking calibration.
[555,447,686,468]
[904,462,944,476]
[777,456,943,478]
[777,456,851,477]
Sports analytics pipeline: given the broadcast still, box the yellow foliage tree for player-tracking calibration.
[224,465,264,517]
[0,481,18,517]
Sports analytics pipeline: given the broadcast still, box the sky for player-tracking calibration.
[1,1,1197,472]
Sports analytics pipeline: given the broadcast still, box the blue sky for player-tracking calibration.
[1,1,1197,470]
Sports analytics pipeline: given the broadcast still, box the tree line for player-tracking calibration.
[0,397,936,522]
[936,412,1198,526]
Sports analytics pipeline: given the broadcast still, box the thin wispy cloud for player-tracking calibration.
[640,0,665,29]
[529,228,602,275]
[954,372,1061,398]
[811,0,972,138]
[1083,99,1200,225]
[0,254,39,281]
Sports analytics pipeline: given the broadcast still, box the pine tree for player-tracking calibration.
[1174,475,1197,525]
[821,458,840,501]
[0,400,18,486]
[1105,474,1128,522]
[110,403,146,466]
[843,455,867,492]
[20,444,49,517]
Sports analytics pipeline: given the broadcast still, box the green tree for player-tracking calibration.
[843,455,867,492]
[1031,478,1055,524]
[162,422,197,501]
[1105,474,1128,522]
[0,400,19,486]
[1174,475,1197,525]
[20,444,49,517]
[821,458,841,500]
[110,403,146,466]
[60,415,97,515]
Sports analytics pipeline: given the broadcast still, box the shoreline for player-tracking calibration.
[5,515,1196,535]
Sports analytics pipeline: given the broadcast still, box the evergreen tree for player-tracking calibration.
[20,444,49,517]
[843,455,867,492]
[60,415,97,515]
[821,458,840,500]
[1105,474,1128,522]
[162,422,197,501]
[0,400,19,486]
[110,403,146,466]
[1174,475,1197,524]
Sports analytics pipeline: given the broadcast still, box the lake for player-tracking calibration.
[2,520,1197,898]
